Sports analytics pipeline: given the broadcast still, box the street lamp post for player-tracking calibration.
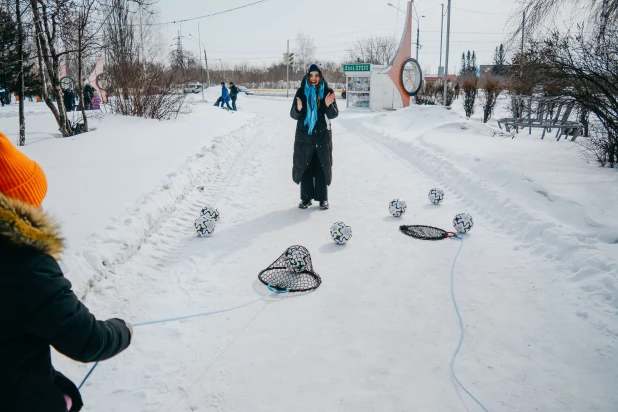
[387,3,423,60]
[197,23,204,99]
[188,32,208,98]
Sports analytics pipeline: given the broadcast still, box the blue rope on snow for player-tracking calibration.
[78,289,286,390]
[78,360,99,390]
[133,295,268,327]
[449,236,489,412]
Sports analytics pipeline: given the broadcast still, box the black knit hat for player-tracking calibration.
[307,64,322,75]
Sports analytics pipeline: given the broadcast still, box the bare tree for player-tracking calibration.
[294,32,315,71]
[509,0,617,41]
[16,0,26,145]
[528,25,618,166]
[61,0,100,133]
[30,0,74,136]
[347,36,397,65]
[103,0,186,120]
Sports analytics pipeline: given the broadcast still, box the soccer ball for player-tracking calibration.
[284,246,311,273]
[200,205,220,221]
[194,217,216,237]
[330,221,352,245]
[453,213,474,233]
[428,188,444,205]
[389,199,407,217]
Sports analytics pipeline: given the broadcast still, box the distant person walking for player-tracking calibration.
[83,79,94,110]
[215,82,234,111]
[290,64,339,210]
[229,82,240,111]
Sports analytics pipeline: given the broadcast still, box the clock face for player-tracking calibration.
[60,76,75,89]
[400,58,422,96]
[96,73,112,91]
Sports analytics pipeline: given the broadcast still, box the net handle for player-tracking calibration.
[267,284,291,294]
[446,232,460,238]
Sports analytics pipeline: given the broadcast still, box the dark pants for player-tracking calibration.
[216,97,233,110]
[231,96,237,110]
[300,152,327,202]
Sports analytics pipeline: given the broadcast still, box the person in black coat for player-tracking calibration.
[63,87,75,112]
[83,81,94,110]
[290,64,339,210]
[0,132,132,412]
[229,82,240,111]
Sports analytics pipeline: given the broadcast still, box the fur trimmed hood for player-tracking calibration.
[0,192,64,260]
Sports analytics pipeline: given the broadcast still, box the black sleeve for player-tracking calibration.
[22,255,131,363]
[290,90,304,121]
[326,90,339,120]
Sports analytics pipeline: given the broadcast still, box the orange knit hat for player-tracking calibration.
[0,132,48,207]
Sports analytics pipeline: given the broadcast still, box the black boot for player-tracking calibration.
[319,200,329,210]
[298,199,312,209]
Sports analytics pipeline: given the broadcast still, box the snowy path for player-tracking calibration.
[59,97,617,412]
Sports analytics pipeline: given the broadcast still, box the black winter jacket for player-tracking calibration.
[290,79,339,185]
[0,192,132,412]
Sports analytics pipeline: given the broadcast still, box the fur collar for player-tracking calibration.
[0,192,64,260]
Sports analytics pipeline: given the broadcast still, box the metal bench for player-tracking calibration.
[498,96,583,141]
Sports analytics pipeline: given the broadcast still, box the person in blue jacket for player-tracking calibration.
[218,82,234,110]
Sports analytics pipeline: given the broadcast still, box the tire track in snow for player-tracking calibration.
[68,116,268,300]
[340,117,618,337]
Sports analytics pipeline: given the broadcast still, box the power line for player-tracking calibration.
[160,0,268,25]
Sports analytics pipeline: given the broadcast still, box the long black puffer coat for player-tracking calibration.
[290,77,339,185]
[0,192,132,412]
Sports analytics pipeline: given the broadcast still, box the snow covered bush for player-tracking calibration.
[479,75,505,123]
[461,74,478,118]
[414,81,453,106]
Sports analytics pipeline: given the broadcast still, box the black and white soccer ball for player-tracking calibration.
[453,213,474,233]
[428,188,444,205]
[194,217,216,237]
[284,246,310,273]
[389,199,407,217]
[200,205,220,221]
[330,221,352,245]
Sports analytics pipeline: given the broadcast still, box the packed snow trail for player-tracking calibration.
[56,96,618,412]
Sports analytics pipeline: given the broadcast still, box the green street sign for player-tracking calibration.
[343,64,371,72]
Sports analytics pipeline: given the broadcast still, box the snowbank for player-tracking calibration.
[1,98,256,297]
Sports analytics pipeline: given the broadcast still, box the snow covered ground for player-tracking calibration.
[1,90,617,411]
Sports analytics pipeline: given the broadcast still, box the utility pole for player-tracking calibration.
[286,39,290,98]
[178,28,186,83]
[416,25,420,60]
[439,3,444,76]
[443,0,451,106]
[204,48,210,88]
[198,21,204,100]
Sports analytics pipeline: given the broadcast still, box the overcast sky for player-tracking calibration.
[155,0,526,75]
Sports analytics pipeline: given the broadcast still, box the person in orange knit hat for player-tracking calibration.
[0,132,133,412]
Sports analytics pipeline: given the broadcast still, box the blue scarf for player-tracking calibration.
[303,79,325,134]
